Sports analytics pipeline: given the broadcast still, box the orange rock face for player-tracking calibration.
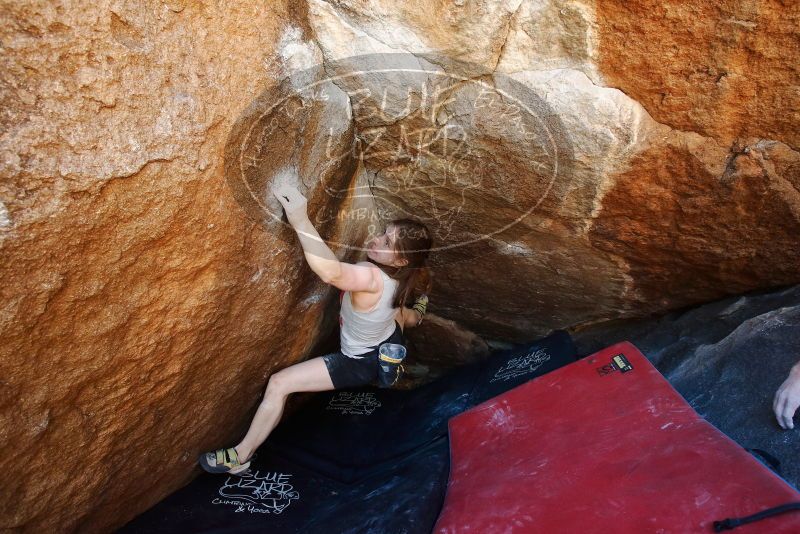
[595,0,800,148]
[589,132,800,314]
[0,2,355,532]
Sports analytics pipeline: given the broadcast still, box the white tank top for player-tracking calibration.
[338,267,400,357]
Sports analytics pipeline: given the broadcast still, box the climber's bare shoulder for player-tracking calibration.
[350,262,383,310]
[326,261,382,296]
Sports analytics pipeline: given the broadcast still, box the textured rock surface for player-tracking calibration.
[0,2,356,532]
[398,313,491,389]
[299,0,800,340]
[1,0,799,532]
[571,283,800,490]
[595,0,800,149]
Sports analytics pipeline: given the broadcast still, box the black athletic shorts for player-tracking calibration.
[322,321,405,389]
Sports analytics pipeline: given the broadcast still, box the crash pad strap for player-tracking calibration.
[714,502,800,532]
[746,448,782,474]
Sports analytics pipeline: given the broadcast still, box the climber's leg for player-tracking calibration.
[234,356,334,463]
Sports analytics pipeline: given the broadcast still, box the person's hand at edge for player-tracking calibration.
[773,362,800,430]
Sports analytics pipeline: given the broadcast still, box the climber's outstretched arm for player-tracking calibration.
[272,183,342,283]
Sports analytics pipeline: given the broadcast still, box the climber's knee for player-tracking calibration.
[264,371,291,399]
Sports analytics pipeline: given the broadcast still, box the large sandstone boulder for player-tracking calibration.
[0,2,357,532]
[300,0,800,340]
[1,0,798,532]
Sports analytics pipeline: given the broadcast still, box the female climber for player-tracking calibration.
[198,182,433,475]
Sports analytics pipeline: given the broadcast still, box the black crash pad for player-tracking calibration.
[120,330,578,533]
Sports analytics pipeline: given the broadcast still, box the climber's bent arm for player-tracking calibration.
[396,307,422,329]
[291,219,380,294]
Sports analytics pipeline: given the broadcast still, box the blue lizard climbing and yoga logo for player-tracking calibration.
[213,471,300,515]
[490,348,552,383]
[225,52,574,266]
[325,391,382,415]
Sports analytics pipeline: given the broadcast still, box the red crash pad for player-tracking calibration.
[434,342,800,533]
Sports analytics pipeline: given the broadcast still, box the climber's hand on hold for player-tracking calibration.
[411,294,428,326]
[773,362,800,430]
[272,183,309,228]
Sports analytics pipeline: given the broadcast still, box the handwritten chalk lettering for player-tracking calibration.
[489,348,552,383]
[313,205,336,224]
[297,84,331,102]
[378,85,415,122]
[473,87,503,110]
[348,88,380,122]
[213,471,300,515]
[326,391,382,415]
[323,130,358,163]
[353,122,474,165]
[283,96,312,120]
[356,128,391,160]
[228,53,569,262]
[427,82,459,123]
[242,153,266,169]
